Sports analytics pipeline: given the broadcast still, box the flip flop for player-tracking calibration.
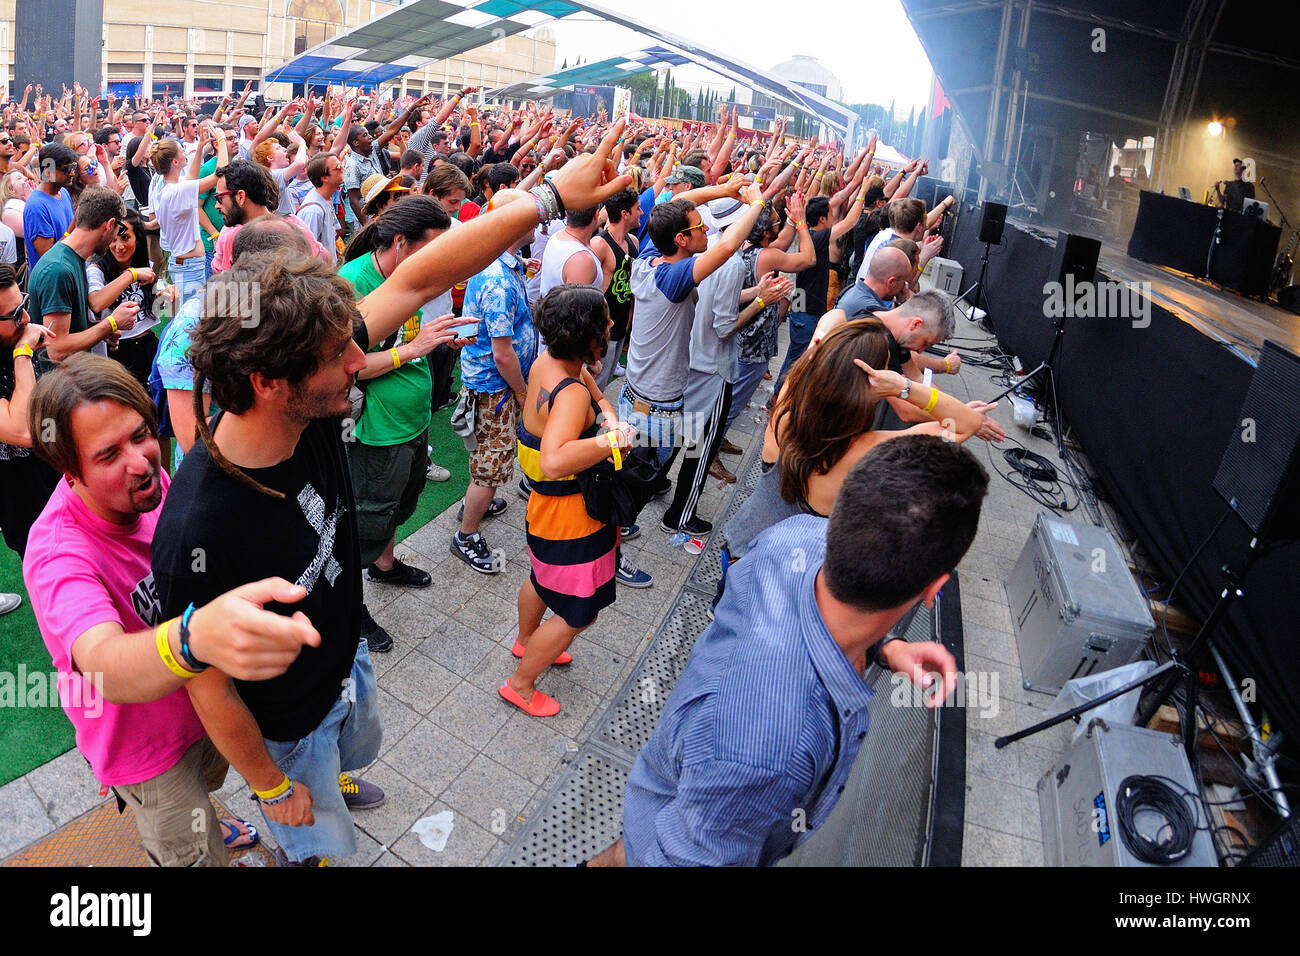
[220,817,260,850]
[499,681,561,717]
[512,640,572,665]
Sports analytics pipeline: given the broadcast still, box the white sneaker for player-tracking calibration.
[426,462,451,482]
[0,593,20,615]
[614,362,628,378]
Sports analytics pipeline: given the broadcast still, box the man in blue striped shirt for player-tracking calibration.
[596,436,988,866]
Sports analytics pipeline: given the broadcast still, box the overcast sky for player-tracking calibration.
[547,0,935,115]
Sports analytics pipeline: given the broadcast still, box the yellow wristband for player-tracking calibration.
[128,267,138,283]
[108,317,119,334]
[750,198,765,210]
[605,432,623,470]
[754,297,766,311]
[943,357,953,373]
[156,620,197,680]
[253,775,292,801]
[923,386,941,414]
[390,348,402,370]
[12,345,34,360]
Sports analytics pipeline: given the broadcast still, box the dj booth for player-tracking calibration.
[1127,190,1280,296]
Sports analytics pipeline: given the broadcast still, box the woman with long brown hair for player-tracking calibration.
[720,318,983,575]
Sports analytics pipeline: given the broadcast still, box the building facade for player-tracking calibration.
[0,1,555,101]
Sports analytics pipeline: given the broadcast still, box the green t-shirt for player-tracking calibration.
[338,254,431,446]
[199,157,222,255]
[30,242,89,333]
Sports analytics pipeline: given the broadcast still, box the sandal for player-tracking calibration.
[512,640,572,665]
[499,681,561,717]
[221,817,260,850]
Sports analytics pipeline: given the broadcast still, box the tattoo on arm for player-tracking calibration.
[536,385,551,411]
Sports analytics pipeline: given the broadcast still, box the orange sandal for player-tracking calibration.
[511,640,572,665]
[499,681,561,717]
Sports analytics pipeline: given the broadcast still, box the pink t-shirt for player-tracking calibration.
[23,471,206,786]
[211,214,331,273]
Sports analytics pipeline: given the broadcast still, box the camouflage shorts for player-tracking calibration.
[468,388,519,487]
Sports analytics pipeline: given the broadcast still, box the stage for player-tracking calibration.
[997,218,1299,362]
[947,206,1300,746]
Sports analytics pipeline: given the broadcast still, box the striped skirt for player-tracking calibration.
[525,490,618,629]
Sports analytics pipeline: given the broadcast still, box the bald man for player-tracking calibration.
[834,246,913,319]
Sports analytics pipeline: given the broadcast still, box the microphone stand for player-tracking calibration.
[1257,177,1290,231]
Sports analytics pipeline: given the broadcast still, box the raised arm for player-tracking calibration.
[360,118,634,345]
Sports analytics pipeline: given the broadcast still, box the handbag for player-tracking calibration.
[576,443,662,528]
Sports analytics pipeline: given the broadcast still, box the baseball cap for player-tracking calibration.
[664,165,705,188]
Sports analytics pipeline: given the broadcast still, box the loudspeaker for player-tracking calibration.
[977,201,1007,245]
[14,0,104,94]
[1049,231,1101,286]
[1241,813,1300,866]
[251,94,267,118]
[1213,340,1300,538]
[1278,284,1300,315]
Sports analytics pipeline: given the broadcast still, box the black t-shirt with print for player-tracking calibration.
[152,327,369,742]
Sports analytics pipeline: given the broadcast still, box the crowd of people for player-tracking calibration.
[0,80,1010,866]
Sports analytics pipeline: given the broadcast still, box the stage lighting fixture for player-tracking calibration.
[1207,121,1224,137]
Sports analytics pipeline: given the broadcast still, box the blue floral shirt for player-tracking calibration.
[459,251,538,394]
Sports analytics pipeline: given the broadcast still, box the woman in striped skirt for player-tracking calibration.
[500,285,633,717]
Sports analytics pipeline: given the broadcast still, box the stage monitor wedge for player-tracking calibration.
[977,201,1007,245]
[1213,340,1300,539]
[1049,232,1101,287]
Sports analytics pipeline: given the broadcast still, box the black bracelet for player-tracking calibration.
[177,603,208,672]
[868,635,902,671]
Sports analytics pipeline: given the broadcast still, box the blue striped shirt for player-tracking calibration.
[623,515,873,866]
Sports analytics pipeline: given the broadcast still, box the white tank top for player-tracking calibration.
[539,230,603,297]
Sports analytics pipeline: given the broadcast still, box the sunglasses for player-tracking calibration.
[678,221,707,235]
[0,292,29,324]
[215,190,235,201]
[85,161,99,176]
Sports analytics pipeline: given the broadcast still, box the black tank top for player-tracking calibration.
[599,227,635,341]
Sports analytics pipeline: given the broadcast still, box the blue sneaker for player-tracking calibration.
[620,524,641,542]
[616,554,652,588]
[339,772,385,810]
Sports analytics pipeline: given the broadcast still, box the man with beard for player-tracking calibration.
[208,160,327,274]
[149,124,632,864]
[23,353,324,866]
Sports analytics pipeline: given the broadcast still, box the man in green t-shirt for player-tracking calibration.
[337,196,455,652]
[30,187,140,365]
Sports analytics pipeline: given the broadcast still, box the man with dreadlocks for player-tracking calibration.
[150,120,636,866]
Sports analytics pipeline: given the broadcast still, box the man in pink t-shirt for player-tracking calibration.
[23,353,322,866]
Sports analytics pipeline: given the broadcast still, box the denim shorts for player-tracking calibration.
[259,640,382,862]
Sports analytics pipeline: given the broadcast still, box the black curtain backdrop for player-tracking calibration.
[951,208,1300,743]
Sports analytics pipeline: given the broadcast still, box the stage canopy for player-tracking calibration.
[264,0,859,141]
[488,46,692,101]
[264,0,586,86]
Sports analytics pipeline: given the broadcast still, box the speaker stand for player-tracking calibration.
[954,240,993,329]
